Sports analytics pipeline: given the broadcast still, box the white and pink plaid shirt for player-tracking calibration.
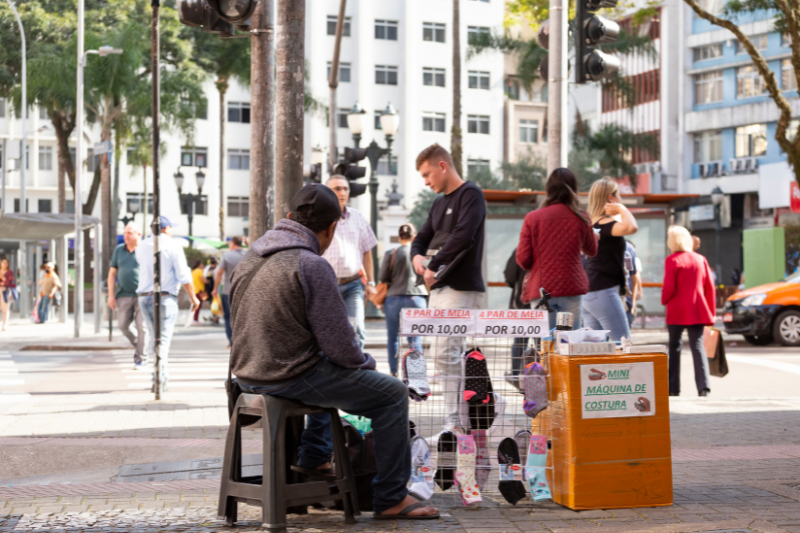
[322,206,378,278]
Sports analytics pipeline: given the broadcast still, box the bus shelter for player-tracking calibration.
[481,191,699,323]
[0,212,102,331]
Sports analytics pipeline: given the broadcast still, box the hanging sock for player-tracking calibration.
[454,434,482,505]
[497,437,527,505]
[522,361,548,418]
[472,430,491,491]
[525,435,552,502]
[403,349,431,402]
[463,348,492,404]
[409,436,434,501]
[434,431,457,491]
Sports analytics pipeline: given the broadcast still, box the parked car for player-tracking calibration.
[722,271,800,346]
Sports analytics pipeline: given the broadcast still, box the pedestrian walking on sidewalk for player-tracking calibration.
[0,257,15,331]
[204,257,221,324]
[108,223,146,369]
[36,263,61,324]
[322,175,379,351]
[230,184,438,519]
[191,260,207,325]
[662,225,716,397]
[582,177,638,341]
[136,216,200,392]
[378,223,427,376]
[212,236,246,348]
[516,168,598,330]
[410,143,486,433]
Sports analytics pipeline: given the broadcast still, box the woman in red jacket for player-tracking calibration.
[516,168,598,330]
[662,225,716,397]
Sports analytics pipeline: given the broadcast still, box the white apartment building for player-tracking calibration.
[0,0,505,251]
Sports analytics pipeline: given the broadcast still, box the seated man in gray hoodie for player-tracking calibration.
[229,184,438,520]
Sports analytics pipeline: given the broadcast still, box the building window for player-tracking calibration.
[126,193,153,215]
[228,102,251,123]
[228,149,250,170]
[783,59,797,91]
[467,115,490,134]
[783,33,792,48]
[468,70,490,90]
[467,26,490,45]
[39,105,47,120]
[337,108,350,128]
[327,62,351,83]
[693,131,722,163]
[13,199,29,213]
[227,196,249,217]
[0,98,5,118]
[698,0,723,14]
[377,154,397,175]
[38,199,52,213]
[737,65,766,98]
[694,71,723,104]
[423,67,445,87]
[693,43,723,62]
[519,120,538,143]
[375,20,398,40]
[735,124,768,157]
[422,112,446,132]
[736,34,768,54]
[327,15,351,37]
[38,146,53,171]
[181,147,208,168]
[467,159,490,177]
[375,65,398,85]
[423,22,445,43]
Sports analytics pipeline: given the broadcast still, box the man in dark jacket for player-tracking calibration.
[229,184,438,520]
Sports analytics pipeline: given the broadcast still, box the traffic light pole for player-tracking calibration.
[328,0,347,172]
[249,0,275,236]
[547,0,568,174]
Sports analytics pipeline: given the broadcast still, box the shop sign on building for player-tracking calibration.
[580,362,655,419]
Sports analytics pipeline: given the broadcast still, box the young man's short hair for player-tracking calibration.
[291,205,338,234]
[230,236,243,247]
[415,143,455,171]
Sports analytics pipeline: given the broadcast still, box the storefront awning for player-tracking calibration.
[0,212,100,241]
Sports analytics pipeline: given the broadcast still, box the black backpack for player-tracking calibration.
[335,420,377,511]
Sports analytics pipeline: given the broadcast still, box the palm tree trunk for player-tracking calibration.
[143,165,148,237]
[217,79,227,242]
[451,0,463,177]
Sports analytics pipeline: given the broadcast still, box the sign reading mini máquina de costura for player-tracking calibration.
[579,362,655,419]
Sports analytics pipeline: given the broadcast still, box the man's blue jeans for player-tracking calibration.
[339,279,366,350]
[582,286,630,341]
[384,295,426,375]
[238,358,410,514]
[37,295,51,323]
[221,294,232,344]
[138,294,179,382]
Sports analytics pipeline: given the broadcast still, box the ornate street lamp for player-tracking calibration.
[174,168,205,248]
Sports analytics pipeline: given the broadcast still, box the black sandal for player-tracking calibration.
[290,465,336,480]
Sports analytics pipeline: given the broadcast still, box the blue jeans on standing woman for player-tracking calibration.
[582,286,631,341]
[339,279,366,351]
[237,357,410,514]
[37,295,51,323]
[384,295,426,375]
[512,295,583,375]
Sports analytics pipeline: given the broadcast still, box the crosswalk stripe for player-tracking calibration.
[127,381,224,388]
[126,374,226,380]
[0,379,24,385]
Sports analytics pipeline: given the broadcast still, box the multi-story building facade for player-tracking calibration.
[0,0,505,252]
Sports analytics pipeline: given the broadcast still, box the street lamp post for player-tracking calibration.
[74,44,123,338]
[347,102,399,279]
[174,169,205,247]
[119,198,140,228]
[711,186,725,286]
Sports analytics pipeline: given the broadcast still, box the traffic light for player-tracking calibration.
[576,0,621,83]
[333,147,368,197]
[304,163,322,184]
[178,0,258,36]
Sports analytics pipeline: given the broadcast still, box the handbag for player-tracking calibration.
[368,248,398,308]
[704,326,729,377]
[226,254,269,419]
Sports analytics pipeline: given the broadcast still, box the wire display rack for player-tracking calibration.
[399,308,554,500]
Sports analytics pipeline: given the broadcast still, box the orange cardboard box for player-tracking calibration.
[548,352,673,510]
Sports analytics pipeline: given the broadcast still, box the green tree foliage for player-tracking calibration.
[684,0,800,187]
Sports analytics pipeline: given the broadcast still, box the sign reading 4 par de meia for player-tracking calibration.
[580,362,656,419]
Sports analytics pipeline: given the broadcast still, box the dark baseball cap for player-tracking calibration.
[290,184,342,222]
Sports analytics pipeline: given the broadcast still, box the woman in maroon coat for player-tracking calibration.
[516,168,598,329]
[662,225,716,397]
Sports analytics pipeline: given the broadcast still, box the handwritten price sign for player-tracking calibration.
[400,308,476,337]
[476,309,550,338]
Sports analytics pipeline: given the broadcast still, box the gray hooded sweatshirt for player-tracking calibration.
[229,218,376,385]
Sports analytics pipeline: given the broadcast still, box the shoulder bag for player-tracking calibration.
[226,254,269,419]
[368,248,398,308]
